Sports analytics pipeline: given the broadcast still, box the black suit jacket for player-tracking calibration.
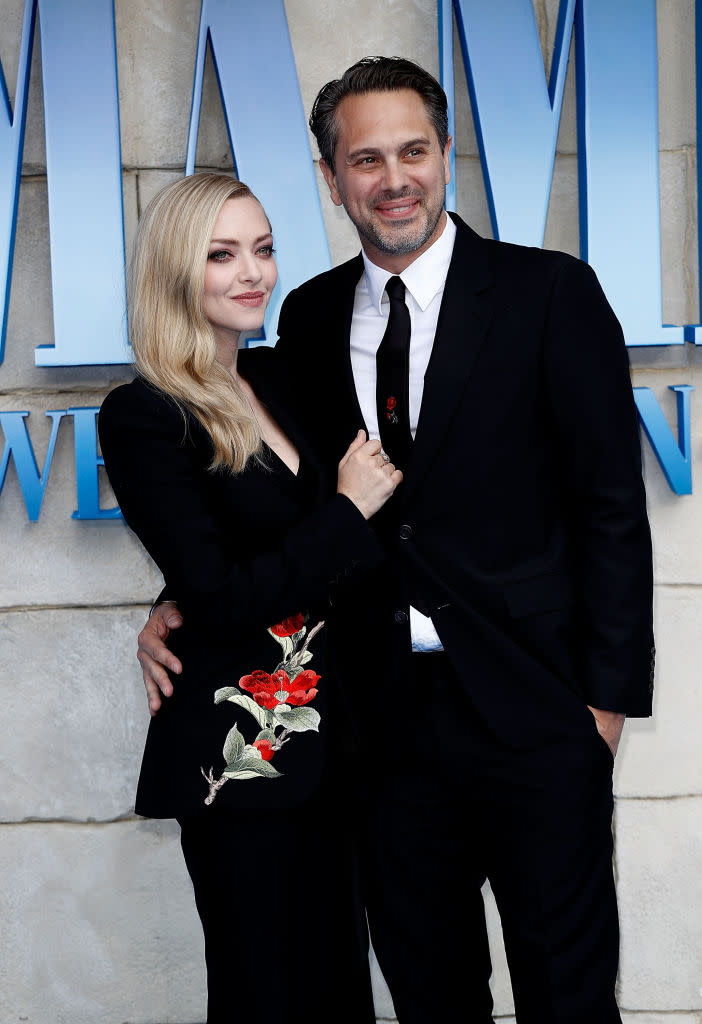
[274,215,654,749]
[98,350,385,816]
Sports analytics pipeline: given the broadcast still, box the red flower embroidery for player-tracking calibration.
[252,739,275,761]
[287,669,320,706]
[269,613,305,637]
[386,396,397,410]
[239,668,320,709]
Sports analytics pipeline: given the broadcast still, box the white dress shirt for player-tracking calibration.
[350,215,457,651]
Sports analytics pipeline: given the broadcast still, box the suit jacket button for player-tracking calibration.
[394,609,408,624]
[399,524,413,540]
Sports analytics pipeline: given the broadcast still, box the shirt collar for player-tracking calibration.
[361,214,457,314]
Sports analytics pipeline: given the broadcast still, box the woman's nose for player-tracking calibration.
[237,253,262,284]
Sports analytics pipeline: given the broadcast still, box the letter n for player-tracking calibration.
[634,386,694,495]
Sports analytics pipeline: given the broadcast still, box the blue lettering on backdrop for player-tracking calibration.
[0,0,128,367]
[634,386,694,495]
[185,0,330,343]
[0,407,120,519]
[0,0,696,515]
[443,0,684,346]
[0,409,65,520]
[686,0,702,343]
[70,407,120,520]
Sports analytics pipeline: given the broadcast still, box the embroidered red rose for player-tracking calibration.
[286,669,320,706]
[252,739,275,761]
[269,614,305,637]
[386,396,397,410]
[240,668,319,709]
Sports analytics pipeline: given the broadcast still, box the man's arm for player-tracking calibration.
[544,255,654,722]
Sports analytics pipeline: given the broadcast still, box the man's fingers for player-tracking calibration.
[138,648,175,695]
[143,673,164,716]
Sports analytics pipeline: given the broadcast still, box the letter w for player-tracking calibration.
[0,410,65,519]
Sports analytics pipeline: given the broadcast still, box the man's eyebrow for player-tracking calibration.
[345,137,433,162]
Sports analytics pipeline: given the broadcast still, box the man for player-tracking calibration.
[139,57,653,1022]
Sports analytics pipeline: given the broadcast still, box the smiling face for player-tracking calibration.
[320,89,452,272]
[203,197,277,355]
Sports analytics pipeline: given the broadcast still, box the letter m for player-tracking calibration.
[0,0,128,366]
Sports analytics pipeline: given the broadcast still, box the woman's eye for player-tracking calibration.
[257,246,275,257]
[208,250,231,262]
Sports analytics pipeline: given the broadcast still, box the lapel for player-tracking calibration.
[321,254,367,451]
[402,215,497,504]
[238,347,328,504]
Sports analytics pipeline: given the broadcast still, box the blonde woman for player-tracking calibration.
[99,173,401,1024]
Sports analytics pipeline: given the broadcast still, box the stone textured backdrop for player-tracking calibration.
[0,1,700,1021]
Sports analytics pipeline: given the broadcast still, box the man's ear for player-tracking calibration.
[320,158,343,207]
[443,136,453,186]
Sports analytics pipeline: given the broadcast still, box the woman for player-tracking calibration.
[98,173,401,1023]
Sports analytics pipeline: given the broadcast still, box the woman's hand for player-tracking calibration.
[337,430,403,519]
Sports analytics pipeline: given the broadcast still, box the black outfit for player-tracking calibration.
[273,214,654,1021]
[98,353,382,1024]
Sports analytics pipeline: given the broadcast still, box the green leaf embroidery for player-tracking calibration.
[273,705,321,733]
[255,728,277,743]
[220,692,269,730]
[223,723,245,765]
[223,757,281,780]
[214,685,240,704]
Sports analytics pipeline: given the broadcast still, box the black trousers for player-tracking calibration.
[363,652,620,1024]
[178,794,376,1024]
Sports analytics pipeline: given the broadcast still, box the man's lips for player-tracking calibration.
[375,199,420,219]
[231,291,265,307]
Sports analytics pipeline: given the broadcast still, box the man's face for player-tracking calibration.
[320,88,452,271]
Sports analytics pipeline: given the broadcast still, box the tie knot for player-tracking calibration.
[385,276,405,303]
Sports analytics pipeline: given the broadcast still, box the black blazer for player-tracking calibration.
[274,215,654,749]
[98,348,385,817]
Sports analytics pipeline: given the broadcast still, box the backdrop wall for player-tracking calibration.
[0,1,700,1021]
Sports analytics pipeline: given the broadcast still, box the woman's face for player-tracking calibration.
[203,197,277,349]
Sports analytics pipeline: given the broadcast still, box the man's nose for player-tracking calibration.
[382,159,409,193]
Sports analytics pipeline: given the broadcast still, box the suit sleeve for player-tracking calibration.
[543,257,654,716]
[98,382,385,635]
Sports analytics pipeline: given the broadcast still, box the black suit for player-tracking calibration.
[274,214,653,1022]
[98,365,382,1023]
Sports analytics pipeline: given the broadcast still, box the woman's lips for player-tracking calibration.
[231,292,265,307]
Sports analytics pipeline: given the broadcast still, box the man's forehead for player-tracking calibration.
[334,89,437,147]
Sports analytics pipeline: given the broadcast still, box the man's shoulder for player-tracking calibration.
[286,254,364,305]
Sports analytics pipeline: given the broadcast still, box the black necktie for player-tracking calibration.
[376,276,412,470]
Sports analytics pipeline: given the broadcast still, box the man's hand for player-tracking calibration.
[137,601,183,716]
[587,705,626,757]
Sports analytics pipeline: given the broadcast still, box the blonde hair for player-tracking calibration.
[129,172,267,472]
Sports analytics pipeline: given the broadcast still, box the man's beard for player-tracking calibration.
[347,187,446,256]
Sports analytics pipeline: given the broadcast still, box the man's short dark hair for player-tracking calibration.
[308,56,449,173]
